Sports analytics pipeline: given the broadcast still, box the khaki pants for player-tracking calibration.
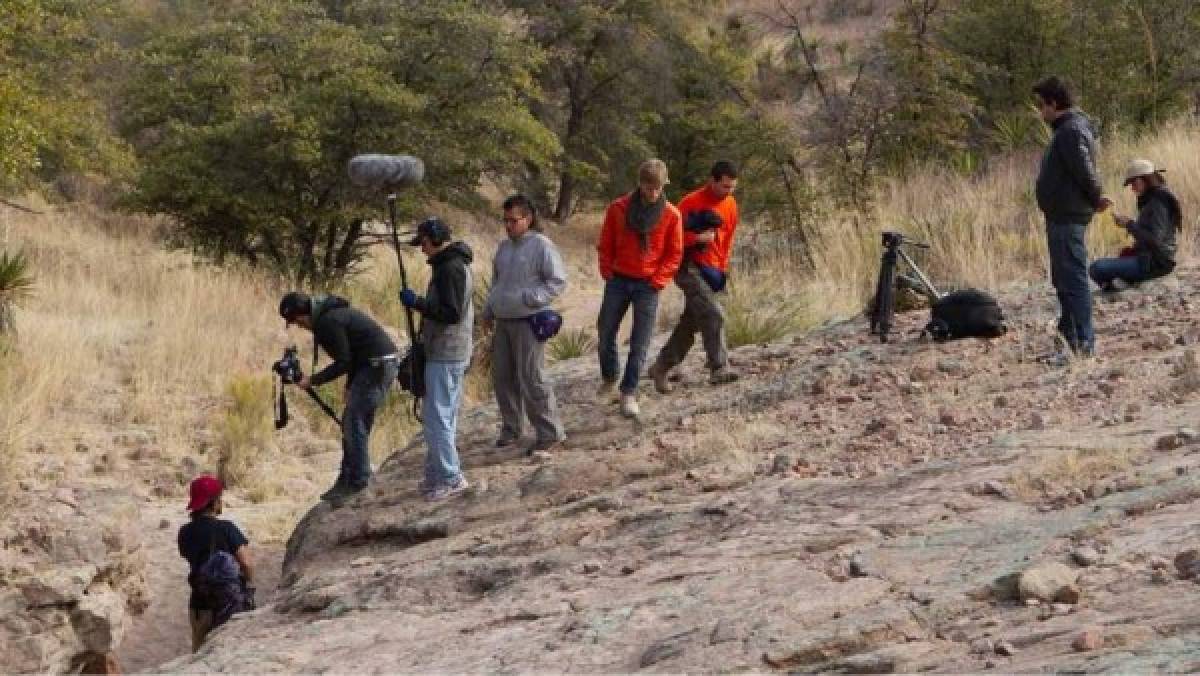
[189,608,214,652]
[492,318,563,443]
[655,264,728,371]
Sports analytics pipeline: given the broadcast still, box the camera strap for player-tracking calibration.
[273,377,289,430]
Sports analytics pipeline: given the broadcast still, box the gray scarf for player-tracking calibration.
[626,189,666,251]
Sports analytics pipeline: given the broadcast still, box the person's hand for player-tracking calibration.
[399,288,419,308]
[695,230,716,243]
[1097,196,1113,211]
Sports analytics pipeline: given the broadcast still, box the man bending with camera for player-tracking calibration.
[279,291,399,504]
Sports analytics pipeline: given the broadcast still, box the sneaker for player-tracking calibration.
[425,476,470,502]
[320,477,349,501]
[620,393,640,418]
[495,431,520,448]
[709,366,739,385]
[597,379,618,403]
[525,437,565,457]
[648,362,674,394]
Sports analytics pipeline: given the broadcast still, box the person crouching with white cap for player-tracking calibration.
[1090,159,1183,291]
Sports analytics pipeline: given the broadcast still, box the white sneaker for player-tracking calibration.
[620,394,640,418]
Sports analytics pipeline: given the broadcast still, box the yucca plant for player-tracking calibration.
[548,327,596,362]
[0,250,33,335]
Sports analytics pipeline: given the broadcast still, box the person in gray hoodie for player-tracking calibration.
[483,194,568,456]
[400,218,475,501]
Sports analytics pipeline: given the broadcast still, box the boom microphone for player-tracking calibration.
[347,154,425,190]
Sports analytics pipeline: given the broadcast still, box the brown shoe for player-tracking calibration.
[648,362,674,394]
[709,366,739,385]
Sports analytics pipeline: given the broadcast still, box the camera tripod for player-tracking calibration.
[869,231,942,343]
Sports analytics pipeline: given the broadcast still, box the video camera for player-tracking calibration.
[271,345,341,429]
[272,346,303,385]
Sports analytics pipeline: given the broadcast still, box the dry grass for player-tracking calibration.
[1009,444,1141,499]
[215,374,276,498]
[664,413,783,472]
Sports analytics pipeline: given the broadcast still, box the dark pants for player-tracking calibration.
[655,263,728,371]
[1046,223,1094,354]
[597,276,660,394]
[341,361,398,489]
[1089,256,1154,288]
[493,318,564,443]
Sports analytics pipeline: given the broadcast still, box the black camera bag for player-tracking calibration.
[396,342,426,397]
[924,289,1007,341]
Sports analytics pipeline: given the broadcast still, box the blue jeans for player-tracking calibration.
[597,276,660,394]
[342,361,398,489]
[1046,223,1094,354]
[1089,256,1150,287]
[422,359,468,487]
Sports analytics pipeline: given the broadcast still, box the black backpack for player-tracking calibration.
[923,289,1007,341]
[189,550,255,628]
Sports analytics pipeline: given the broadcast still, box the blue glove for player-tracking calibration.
[399,288,419,308]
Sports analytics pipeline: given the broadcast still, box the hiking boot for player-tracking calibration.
[425,476,469,502]
[709,366,739,385]
[620,393,640,418]
[648,362,674,394]
[495,430,520,448]
[597,379,618,403]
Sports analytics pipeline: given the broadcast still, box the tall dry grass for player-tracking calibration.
[790,117,1200,323]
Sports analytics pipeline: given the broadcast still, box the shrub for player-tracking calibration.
[0,249,34,335]
[216,374,275,494]
[548,327,596,362]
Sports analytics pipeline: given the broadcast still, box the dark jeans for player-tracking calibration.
[1046,223,1094,354]
[597,276,660,394]
[1089,256,1152,288]
[341,361,398,489]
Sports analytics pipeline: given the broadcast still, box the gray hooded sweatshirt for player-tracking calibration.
[484,231,567,320]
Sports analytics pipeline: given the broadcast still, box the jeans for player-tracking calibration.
[1089,256,1151,288]
[422,359,468,487]
[1046,223,1094,354]
[597,276,660,394]
[341,361,398,489]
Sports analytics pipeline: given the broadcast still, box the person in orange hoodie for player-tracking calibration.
[648,160,740,391]
[596,158,683,418]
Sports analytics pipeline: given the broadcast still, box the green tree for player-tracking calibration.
[121,0,558,281]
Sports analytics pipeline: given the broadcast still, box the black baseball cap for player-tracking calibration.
[408,217,452,246]
[279,291,311,324]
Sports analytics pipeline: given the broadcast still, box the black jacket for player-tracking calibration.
[415,241,475,361]
[310,295,398,386]
[1129,185,1181,278]
[1036,110,1104,225]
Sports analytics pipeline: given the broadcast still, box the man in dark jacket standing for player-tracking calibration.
[1033,76,1111,358]
[1090,159,1181,290]
[279,290,399,503]
[400,218,475,501]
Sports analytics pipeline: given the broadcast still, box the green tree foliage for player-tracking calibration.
[0,250,34,336]
[121,0,558,282]
[0,0,129,193]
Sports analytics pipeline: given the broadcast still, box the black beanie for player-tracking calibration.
[279,291,311,321]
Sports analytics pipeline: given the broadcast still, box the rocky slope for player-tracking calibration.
[160,271,1200,672]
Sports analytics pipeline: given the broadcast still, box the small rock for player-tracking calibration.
[1156,433,1184,451]
[1086,482,1110,500]
[847,371,867,387]
[1150,555,1172,570]
[835,394,858,404]
[848,553,871,578]
[581,562,602,574]
[970,638,994,655]
[75,442,89,453]
[1174,549,1200,579]
[158,519,170,530]
[1018,562,1079,602]
[1068,488,1086,504]
[1180,427,1200,443]
[1072,547,1101,567]
[1030,412,1047,431]
[709,620,739,645]
[937,358,965,375]
[1146,330,1174,350]
[1097,381,1116,396]
[1052,603,1074,615]
[938,409,959,427]
[1152,569,1171,585]
[640,629,696,667]
[994,640,1017,657]
[993,395,1009,408]
[981,480,1012,500]
[1023,598,1041,607]
[770,453,793,476]
[1056,584,1082,604]
[1072,628,1104,652]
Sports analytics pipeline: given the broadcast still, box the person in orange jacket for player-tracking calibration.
[648,160,740,391]
[596,158,683,418]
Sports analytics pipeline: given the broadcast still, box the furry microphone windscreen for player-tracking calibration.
[347,154,425,190]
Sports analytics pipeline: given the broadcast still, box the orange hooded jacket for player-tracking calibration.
[596,192,683,290]
[679,185,739,272]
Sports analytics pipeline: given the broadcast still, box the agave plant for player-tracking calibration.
[0,250,34,335]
